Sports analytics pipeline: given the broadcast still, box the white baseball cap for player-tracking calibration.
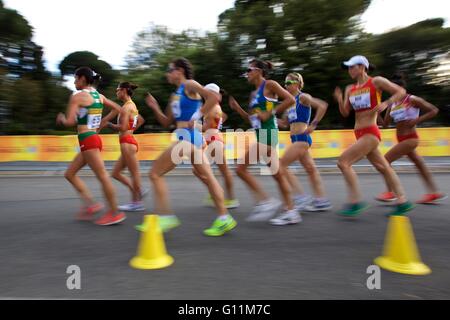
[204,83,220,94]
[342,55,370,69]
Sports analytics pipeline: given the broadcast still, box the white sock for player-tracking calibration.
[218,214,230,221]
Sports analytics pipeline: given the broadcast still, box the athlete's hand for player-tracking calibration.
[304,121,318,134]
[372,101,389,114]
[333,87,343,104]
[145,93,159,110]
[56,113,66,126]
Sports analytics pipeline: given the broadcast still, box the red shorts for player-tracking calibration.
[354,125,381,141]
[119,135,138,152]
[205,134,224,145]
[79,133,103,152]
[397,132,419,143]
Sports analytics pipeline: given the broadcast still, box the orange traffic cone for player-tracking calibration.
[374,215,431,275]
[130,215,174,270]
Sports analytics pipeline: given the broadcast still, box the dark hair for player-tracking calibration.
[74,67,101,85]
[119,82,139,96]
[250,59,273,77]
[172,57,194,79]
[391,72,407,88]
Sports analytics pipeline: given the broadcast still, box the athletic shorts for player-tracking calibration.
[120,134,138,152]
[255,128,278,146]
[290,133,312,146]
[396,131,419,143]
[78,132,102,152]
[354,125,381,141]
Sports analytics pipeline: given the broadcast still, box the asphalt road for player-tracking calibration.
[0,173,449,299]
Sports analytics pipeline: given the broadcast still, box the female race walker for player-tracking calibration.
[195,83,240,209]
[333,55,414,216]
[270,72,331,226]
[100,82,146,212]
[229,59,296,222]
[140,58,236,237]
[376,73,446,204]
[56,67,126,225]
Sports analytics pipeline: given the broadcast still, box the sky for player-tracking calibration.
[3,0,450,72]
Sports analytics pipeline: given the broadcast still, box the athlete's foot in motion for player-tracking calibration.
[94,211,126,226]
[416,193,448,205]
[338,202,370,217]
[375,191,397,202]
[76,202,104,221]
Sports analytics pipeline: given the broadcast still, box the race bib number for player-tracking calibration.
[87,111,102,129]
[287,106,297,121]
[349,88,371,111]
[132,115,138,128]
[249,114,262,129]
[171,97,181,118]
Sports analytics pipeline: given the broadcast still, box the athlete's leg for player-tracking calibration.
[121,143,142,202]
[64,152,95,206]
[111,154,134,198]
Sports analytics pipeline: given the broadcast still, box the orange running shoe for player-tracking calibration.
[94,211,126,226]
[375,191,397,202]
[76,203,104,221]
[417,193,448,204]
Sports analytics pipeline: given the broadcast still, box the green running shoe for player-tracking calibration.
[203,215,237,237]
[338,202,370,217]
[224,198,240,209]
[387,201,415,217]
[135,215,181,232]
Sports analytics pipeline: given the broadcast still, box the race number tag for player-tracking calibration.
[287,106,297,121]
[249,114,262,129]
[87,110,102,129]
[349,88,371,111]
[132,115,138,128]
[171,97,181,118]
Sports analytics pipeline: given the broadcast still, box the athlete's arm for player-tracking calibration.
[118,106,130,132]
[135,114,145,130]
[382,105,392,128]
[408,95,439,126]
[56,93,80,127]
[99,109,119,131]
[228,96,249,121]
[372,76,406,113]
[260,80,295,121]
[333,86,351,118]
[146,93,173,128]
[302,93,327,134]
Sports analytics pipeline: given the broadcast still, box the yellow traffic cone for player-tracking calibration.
[130,215,174,270]
[374,215,431,275]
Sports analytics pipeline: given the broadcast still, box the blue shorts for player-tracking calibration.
[175,128,204,148]
[290,133,312,146]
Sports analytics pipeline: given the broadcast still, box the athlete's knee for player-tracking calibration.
[235,164,247,177]
[64,170,75,182]
[111,171,122,181]
[303,162,316,175]
[337,158,350,171]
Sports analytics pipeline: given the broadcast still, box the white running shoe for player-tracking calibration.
[294,194,312,211]
[118,202,146,212]
[246,198,281,222]
[304,198,333,212]
[270,209,302,226]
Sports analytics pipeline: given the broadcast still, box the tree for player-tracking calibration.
[59,51,118,90]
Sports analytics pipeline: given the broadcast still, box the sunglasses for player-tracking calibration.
[284,80,299,86]
[246,67,260,73]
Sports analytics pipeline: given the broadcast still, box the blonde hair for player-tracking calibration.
[286,72,304,89]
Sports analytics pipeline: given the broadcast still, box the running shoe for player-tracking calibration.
[118,201,146,212]
[203,215,237,237]
[304,198,333,212]
[375,191,397,202]
[294,194,312,210]
[246,198,282,222]
[270,209,302,226]
[94,211,126,226]
[388,201,415,216]
[76,202,104,221]
[416,193,448,204]
[135,215,181,232]
[338,202,370,217]
[224,199,240,209]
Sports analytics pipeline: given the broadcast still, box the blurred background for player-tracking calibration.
[0,0,449,136]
